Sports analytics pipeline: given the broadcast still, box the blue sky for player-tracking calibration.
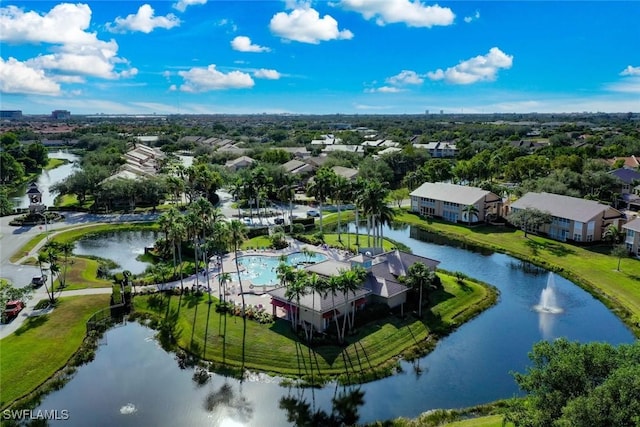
[1,1,639,115]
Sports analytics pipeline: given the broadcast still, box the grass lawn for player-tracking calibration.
[444,415,510,427]
[44,158,67,170]
[133,272,495,381]
[394,210,640,334]
[0,294,110,409]
[54,257,113,290]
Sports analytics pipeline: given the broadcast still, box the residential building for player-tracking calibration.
[413,142,458,158]
[609,168,640,195]
[332,165,359,181]
[268,249,440,332]
[224,155,255,172]
[509,192,624,242]
[410,182,502,223]
[622,217,640,256]
[282,159,315,176]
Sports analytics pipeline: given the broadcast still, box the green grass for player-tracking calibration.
[394,210,640,334]
[54,257,113,290]
[44,158,67,171]
[0,294,111,409]
[133,272,495,381]
[443,415,509,427]
[241,236,272,250]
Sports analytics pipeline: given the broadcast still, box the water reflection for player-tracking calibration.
[280,387,364,427]
[205,383,254,426]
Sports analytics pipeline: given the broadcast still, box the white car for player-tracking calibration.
[242,217,252,225]
[307,209,321,217]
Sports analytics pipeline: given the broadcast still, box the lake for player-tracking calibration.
[35,224,635,426]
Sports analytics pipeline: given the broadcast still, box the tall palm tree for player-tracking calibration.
[57,241,74,289]
[339,267,367,336]
[360,181,393,248]
[163,211,187,291]
[158,207,181,279]
[284,271,308,333]
[306,167,337,234]
[333,175,350,244]
[228,219,248,314]
[326,275,345,343]
[305,272,324,342]
[37,250,55,304]
[218,272,232,305]
[405,262,435,318]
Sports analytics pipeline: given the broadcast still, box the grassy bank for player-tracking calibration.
[132,272,496,383]
[0,294,110,409]
[394,210,640,336]
[44,158,68,171]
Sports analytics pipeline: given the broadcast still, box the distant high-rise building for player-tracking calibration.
[0,110,23,119]
[51,110,71,120]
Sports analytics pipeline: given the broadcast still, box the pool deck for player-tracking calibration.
[148,238,354,311]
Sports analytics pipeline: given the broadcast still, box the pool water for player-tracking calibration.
[237,251,327,286]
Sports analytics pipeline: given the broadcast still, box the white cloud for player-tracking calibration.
[107,5,180,34]
[387,70,423,86]
[270,6,353,44]
[464,11,480,23]
[178,65,254,92]
[606,78,640,94]
[365,86,403,93]
[1,3,98,45]
[339,0,454,28]
[173,0,207,13]
[231,36,270,53]
[254,69,281,79]
[0,3,136,81]
[0,57,60,95]
[620,65,640,76]
[427,47,513,84]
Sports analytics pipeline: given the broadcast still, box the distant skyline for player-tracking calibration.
[1,1,639,115]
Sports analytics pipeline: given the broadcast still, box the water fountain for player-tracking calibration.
[534,272,563,314]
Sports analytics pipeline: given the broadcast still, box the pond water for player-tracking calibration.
[73,230,159,275]
[11,151,80,209]
[35,224,635,426]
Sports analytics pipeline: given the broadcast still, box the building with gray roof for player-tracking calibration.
[410,182,502,224]
[622,217,640,257]
[509,192,624,242]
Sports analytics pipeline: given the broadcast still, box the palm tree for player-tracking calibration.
[360,181,393,248]
[305,272,324,341]
[603,224,621,246]
[37,250,55,304]
[338,267,366,337]
[405,262,436,318]
[333,175,350,244]
[462,204,479,225]
[57,241,74,289]
[158,208,181,279]
[162,210,187,291]
[218,272,232,305]
[326,275,345,343]
[285,271,308,333]
[306,167,337,234]
[228,219,248,314]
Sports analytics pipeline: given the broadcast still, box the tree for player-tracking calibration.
[611,244,628,271]
[228,220,248,314]
[0,188,14,216]
[57,241,75,289]
[507,208,552,237]
[40,243,60,304]
[405,262,435,318]
[505,338,640,427]
[284,271,308,333]
[390,188,410,209]
[332,175,350,243]
[306,167,336,234]
[0,151,25,184]
[462,204,479,225]
[338,267,366,337]
[0,280,34,312]
[603,224,621,245]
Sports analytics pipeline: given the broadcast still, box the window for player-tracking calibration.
[574,233,582,242]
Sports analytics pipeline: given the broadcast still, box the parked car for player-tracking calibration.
[31,275,47,287]
[3,300,25,322]
[274,218,285,225]
[307,209,321,218]
[242,217,252,225]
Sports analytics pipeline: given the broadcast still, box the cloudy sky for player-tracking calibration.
[1,1,639,115]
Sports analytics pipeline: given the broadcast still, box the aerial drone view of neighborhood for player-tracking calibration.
[1,1,639,426]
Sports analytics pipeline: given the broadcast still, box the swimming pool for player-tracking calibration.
[236,251,328,286]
